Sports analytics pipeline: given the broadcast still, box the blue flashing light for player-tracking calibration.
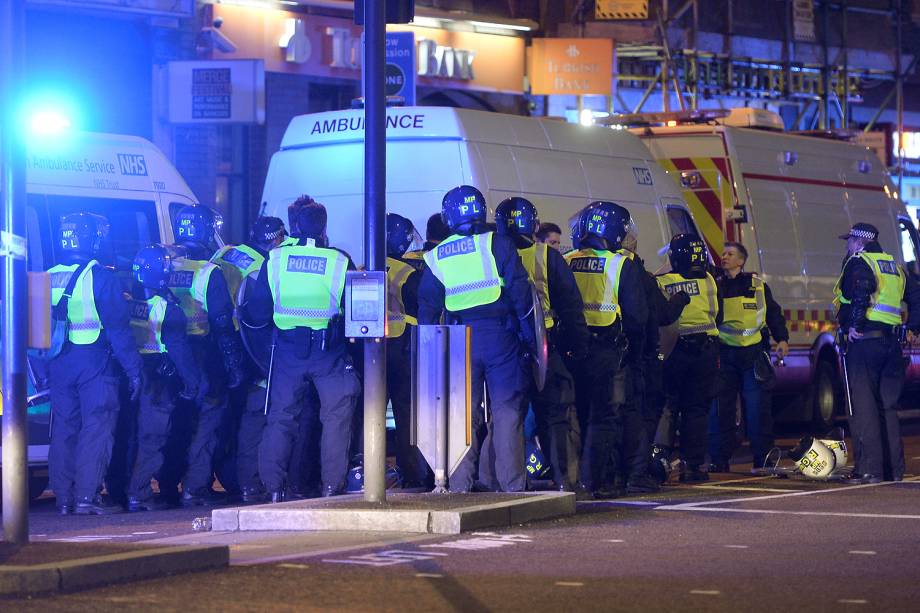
[29,109,72,135]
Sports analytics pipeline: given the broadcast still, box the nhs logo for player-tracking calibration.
[117,154,148,177]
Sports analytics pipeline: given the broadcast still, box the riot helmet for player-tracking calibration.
[174,205,219,247]
[386,213,418,258]
[582,200,632,251]
[132,244,173,291]
[495,197,540,238]
[441,185,487,235]
[288,195,328,244]
[249,216,287,250]
[668,233,707,276]
[58,213,110,262]
[789,436,836,480]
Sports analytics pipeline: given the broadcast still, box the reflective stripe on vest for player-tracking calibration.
[386,257,417,338]
[267,243,348,331]
[129,295,168,354]
[49,261,102,344]
[718,275,766,347]
[519,242,555,329]
[168,258,216,336]
[211,243,265,307]
[565,248,625,327]
[657,272,719,336]
[423,232,502,312]
[860,252,905,325]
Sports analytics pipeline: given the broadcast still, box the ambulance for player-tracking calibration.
[0,131,199,499]
[621,108,920,426]
[261,106,702,273]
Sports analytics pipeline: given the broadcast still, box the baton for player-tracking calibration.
[263,329,278,416]
[836,330,854,418]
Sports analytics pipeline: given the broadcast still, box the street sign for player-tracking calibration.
[596,0,649,20]
[385,31,415,105]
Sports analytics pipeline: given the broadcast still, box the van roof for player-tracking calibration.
[280,106,657,160]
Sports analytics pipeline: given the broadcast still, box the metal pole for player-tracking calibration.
[362,0,387,503]
[895,0,904,193]
[1,0,30,543]
[821,0,831,128]
[841,0,848,128]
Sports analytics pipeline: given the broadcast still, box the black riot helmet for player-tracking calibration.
[582,201,633,251]
[441,185,487,235]
[570,202,601,250]
[287,195,328,244]
[132,244,173,291]
[386,213,416,258]
[668,233,708,276]
[495,197,540,238]
[174,205,219,247]
[249,216,286,250]
[58,212,110,262]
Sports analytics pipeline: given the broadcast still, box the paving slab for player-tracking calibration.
[212,491,575,534]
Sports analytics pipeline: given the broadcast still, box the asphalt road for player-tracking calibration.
[6,431,920,612]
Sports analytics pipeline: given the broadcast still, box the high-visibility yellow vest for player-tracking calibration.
[657,272,719,336]
[423,232,502,312]
[129,295,168,354]
[267,242,348,331]
[49,262,103,345]
[168,258,217,337]
[565,248,625,327]
[718,275,766,347]
[279,236,299,247]
[211,244,265,307]
[832,251,905,326]
[386,257,418,338]
[519,242,554,329]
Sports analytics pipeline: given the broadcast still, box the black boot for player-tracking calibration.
[127,495,172,512]
[180,488,227,507]
[74,494,124,515]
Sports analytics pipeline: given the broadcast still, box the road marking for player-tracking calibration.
[848,550,877,555]
[323,550,449,567]
[132,531,157,535]
[416,573,443,578]
[690,590,721,595]
[837,599,868,604]
[691,485,796,493]
[238,534,439,566]
[420,532,532,551]
[555,582,584,587]
[659,506,920,519]
[697,475,775,486]
[724,545,749,549]
[581,500,660,506]
[277,563,310,569]
[606,539,625,543]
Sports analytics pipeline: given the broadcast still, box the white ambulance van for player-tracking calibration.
[260,106,702,269]
[0,131,199,498]
[627,108,920,426]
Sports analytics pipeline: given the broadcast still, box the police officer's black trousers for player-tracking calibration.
[387,333,430,486]
[711,345,773,467]
[619,363,648,482]
[663,336,718,468]
[48,344,121,502]
[845,336,906,480]
[128,356,180,499]
[259,340,360,493]
[235,382,267,493]
[531,346,576,487]
[451,319,528,493]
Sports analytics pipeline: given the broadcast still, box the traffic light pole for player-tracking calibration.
[362,0,387,503]
[1,0,30,543]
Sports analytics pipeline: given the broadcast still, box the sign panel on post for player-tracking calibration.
[595,0,649,20]
[529,38,613,96]
[167,59,265,124]
[386,31,416,105]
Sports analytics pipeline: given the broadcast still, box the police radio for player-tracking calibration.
[344,270,387,338]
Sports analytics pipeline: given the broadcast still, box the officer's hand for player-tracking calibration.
[775,341,789,359]
[128,371,145,403]
[227,365,246,389]
[670,290,691,307]
[848,328,864,342]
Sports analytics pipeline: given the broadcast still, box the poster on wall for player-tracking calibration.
[529,38,613,96]
[167,60,265,124]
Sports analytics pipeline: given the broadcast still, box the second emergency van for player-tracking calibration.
[624,108,920,426]
[260,106,702,269]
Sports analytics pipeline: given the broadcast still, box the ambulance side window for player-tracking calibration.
[666,205,698,238]
[898,217,920,280]
[26,194,50,272]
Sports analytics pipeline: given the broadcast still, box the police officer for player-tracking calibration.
[385,213,430,487]
[494,197,589,491]
[656,234,721,482]
[47,213,143,515]
[834,223,920,483]
[566,202,647,498]
[418,185,535,493]
[243,195,361,500]
[164,205,245,506]
[126,245,204,511]
[211,216,288,502]
[709,241,789,473]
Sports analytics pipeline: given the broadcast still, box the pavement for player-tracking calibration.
[3,427,920,610]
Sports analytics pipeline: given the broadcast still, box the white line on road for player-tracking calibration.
[691,485,797,493]
[697,476,776,486]
[277,563,310,569]
[131,531,157,535]
[837,599,868,604]
[606,539,625,543]
[848,551,877,555]
[555,582,584,587]
[724,545,749,549]
[658,506,920,519]
[690,590,721,595]
[416,573,443,578]
[580,500,660,506]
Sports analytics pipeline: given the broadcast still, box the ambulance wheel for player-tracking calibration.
[811,360,839,430]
